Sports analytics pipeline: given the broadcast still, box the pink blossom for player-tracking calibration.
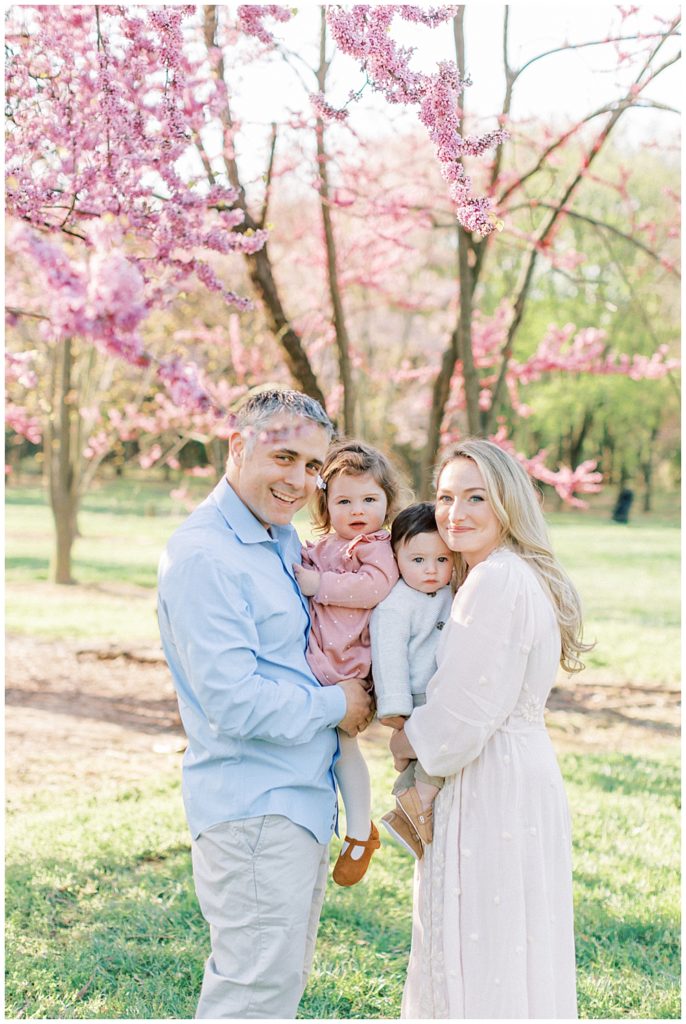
[5,351,38,390]
[310,93,349,123]
[237,5,292,45]
[139,443,163,469]
[325,8,507,233]
[5,403,43,445]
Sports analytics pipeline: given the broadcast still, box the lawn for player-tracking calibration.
[4,477,681,1018]
[6,477,680,685]
[5,739,680,1019]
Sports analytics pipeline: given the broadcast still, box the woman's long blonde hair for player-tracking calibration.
[436,439,593,674]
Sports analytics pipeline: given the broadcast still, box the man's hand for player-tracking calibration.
[337,678,374,737]
[378,714,407,730]
[293,563,321,597]
[390,725,416,772]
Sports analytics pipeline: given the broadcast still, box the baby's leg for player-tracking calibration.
[414,762,443,810]
[334,731,371,860]
[414,780,440,810]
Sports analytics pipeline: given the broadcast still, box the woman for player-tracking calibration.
[390,439,591,1019]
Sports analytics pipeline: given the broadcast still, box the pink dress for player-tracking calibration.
[303,531,399,685]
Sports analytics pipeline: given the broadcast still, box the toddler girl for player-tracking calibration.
[293,439,402,886]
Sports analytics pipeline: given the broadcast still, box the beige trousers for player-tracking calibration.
[191,814,329,1019]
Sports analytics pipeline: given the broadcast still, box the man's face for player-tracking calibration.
[228,414,329,528]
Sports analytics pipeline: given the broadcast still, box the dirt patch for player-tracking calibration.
[5,635,680,800]
[5,635,185,798]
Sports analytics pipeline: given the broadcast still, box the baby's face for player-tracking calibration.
[396,531,453,595]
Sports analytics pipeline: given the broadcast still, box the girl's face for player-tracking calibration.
[435,457,502,569]
[396,531,453,594]
[327,471,388,541]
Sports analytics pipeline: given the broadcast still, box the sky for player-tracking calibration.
[232,3,681,149]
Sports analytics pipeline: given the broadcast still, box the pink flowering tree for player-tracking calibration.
[5,3,681,586]
[191,5,679,498]
[5,4,268,581]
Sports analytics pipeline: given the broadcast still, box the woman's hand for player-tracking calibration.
[390,726,416,772]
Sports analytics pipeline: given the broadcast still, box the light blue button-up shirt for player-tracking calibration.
[157,477,346,843]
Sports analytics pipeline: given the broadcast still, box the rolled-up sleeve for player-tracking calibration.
[404,558,534,777]
[159,553,346,745]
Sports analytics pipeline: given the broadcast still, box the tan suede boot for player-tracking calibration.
[397,786,434,844]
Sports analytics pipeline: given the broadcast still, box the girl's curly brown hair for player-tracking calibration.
[311,438,406,536]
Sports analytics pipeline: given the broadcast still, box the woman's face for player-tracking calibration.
[435,457,502,569]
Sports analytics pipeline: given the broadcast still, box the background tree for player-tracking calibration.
[6,4,680,582]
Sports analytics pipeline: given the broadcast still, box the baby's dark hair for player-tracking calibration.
[390,502,439,553]
[311,438,404,536]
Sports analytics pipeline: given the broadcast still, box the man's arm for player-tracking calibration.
[159,552,358,745]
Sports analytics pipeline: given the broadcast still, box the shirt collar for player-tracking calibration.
[211,477,293,547]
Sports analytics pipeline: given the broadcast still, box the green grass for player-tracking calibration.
[5,480,210,640]
[6,480,681,683]
[4,478,681,1017]
[5,743,680,1019]
[548,513,680,686]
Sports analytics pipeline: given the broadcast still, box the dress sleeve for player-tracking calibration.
[315,538,399,610]
[370,598,414,718]
[404,555,535,778]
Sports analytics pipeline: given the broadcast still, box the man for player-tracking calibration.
[157,389,372,1019]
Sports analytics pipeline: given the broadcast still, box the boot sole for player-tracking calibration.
[380,816,422,860]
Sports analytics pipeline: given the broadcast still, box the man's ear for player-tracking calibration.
[228,431,244,466]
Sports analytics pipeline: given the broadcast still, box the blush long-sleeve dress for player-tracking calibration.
[403,547,577,1020]
[302,531,399,685]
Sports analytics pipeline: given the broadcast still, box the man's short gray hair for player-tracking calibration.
[234,388,334,448]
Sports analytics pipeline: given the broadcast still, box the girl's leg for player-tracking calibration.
[334,730,371,860]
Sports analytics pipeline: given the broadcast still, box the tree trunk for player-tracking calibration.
[418,327,459,498]
[201,5,327,411]
[569,407,594,466]
[418,9,481,497]
[46,338,80,584]
[640,423,660,512]
[316,8,355,434]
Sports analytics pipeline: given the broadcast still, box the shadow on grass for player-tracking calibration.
[563,752,680,804]
[5,685,182,735]
[575,894,680,980]
[5,841,410,1020]
[5,847,203,1019]
[5,555,49,574]
[5,490,46,508]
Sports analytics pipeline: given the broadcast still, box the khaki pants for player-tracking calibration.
[191,815,329,1019]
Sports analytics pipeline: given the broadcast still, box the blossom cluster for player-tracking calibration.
[489,428,604,509]
[325,5,507,234]
[237,5,293,46]
[5,4,267,335]
[5,350,38,390]
[513,325,679,386]
[311,93,349,123]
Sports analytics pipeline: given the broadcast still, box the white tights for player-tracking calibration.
[334,730,371,859]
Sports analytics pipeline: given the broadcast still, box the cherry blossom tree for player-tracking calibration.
[5,4,681,582]
[5,4,267,580]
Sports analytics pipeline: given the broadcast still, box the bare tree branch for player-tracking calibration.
[485,30,680,428]
[199,5,327,408]
[257,122,278,230]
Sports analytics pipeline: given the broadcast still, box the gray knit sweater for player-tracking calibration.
[370,578,453,718]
